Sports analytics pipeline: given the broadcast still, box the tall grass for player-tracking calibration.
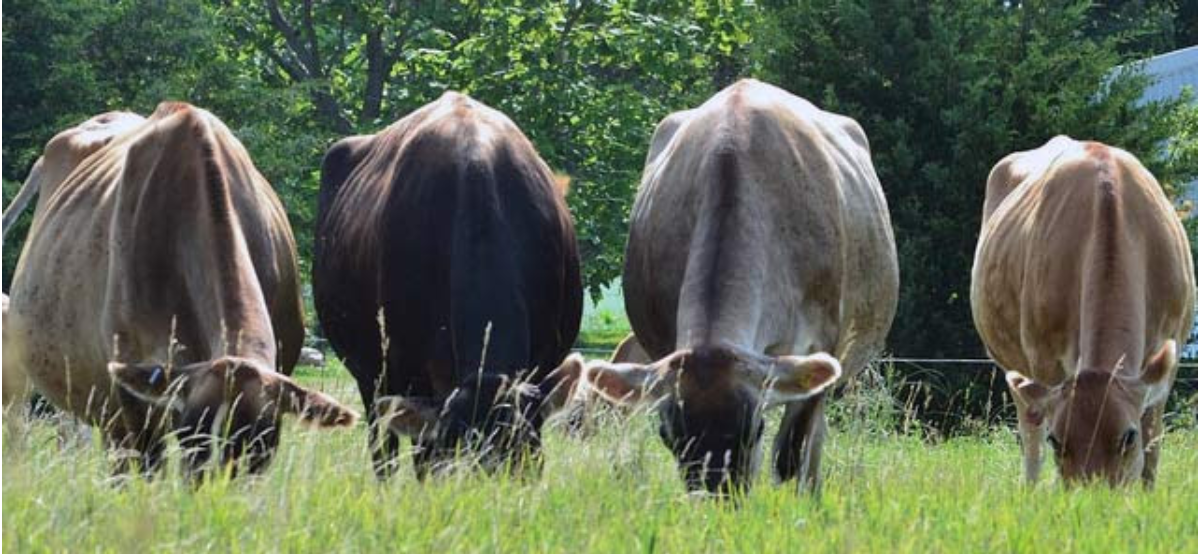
[3,361,1196,553]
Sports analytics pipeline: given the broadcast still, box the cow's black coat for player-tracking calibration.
[313,94,582,477]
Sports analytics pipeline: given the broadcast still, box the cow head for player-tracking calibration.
[375,366,577,476]
[582,346,841,495]
[1006,341,1176,486]
[109,356,358,479]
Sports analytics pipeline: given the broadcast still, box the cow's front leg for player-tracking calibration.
[1013,399,1046,484]
[773,392,828,493]
[108,388,168,479]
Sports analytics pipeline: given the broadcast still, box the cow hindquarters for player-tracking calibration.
[773,392,828,493]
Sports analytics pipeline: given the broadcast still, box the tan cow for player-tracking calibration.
[581,80,899,494]
[971,136,1194,486]
[3,112,145,411]
[3,103,357,479]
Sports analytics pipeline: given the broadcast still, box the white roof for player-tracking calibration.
[1130,46,1197,105]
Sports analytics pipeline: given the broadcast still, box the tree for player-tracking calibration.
[2,0,222,289]
[756,0,1196,429]
[212,0,761,299]
[2,1,761,304]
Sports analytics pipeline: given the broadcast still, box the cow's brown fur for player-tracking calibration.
[971,136,1194,486]
[3,104,355,479]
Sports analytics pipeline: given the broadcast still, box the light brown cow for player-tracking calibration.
[3,112,145,411]
[971,136,1194,486]
[3,103,357,479]
[581,80,899,494]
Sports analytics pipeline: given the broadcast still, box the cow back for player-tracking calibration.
[6,103,304,419]
[314,93,582,401]
[624,79,897,381]
[972,137,1194,383]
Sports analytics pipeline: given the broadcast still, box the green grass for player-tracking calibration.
[4,361,1196,553]
[577,281,632,352]
[575,326,630,352]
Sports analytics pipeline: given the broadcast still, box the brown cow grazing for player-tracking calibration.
[313,92,583,479]
[3,104,358,480]
[581,80,899,495]
[971,136,1194,487]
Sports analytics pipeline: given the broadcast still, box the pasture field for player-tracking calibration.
[3,362,1196,554]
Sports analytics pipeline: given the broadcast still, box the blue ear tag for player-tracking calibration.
[149,366,165,386]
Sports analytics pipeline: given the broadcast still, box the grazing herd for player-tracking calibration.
[1,79,1193,494]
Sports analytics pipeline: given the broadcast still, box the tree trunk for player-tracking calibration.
[362,29,386,125]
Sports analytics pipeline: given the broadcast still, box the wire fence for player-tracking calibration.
[569,348,1200,384]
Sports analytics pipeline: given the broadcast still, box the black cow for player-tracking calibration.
[313,92,583,478]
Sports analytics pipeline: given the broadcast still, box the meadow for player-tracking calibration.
[4,357,1196,554]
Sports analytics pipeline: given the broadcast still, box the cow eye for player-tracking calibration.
[1046,434,1062,454]
[1119,428,1139,452]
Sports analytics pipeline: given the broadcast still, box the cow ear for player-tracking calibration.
[761,353,842,404]
[108,361,202,410]
[275,376,359,428]
[375,396,441,436]
[1141,340,1177,387]
[541,354,585,416]
[552,173,572,196]
[1005,370,1051,423]
[582,360,674,406]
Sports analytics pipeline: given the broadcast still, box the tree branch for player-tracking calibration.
[556,0,590,66]
[260,0,351,133]
[301,0,322,73]
[362,27,386,123]
[264,0,319,77]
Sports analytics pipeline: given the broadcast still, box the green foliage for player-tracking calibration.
[2,0,760,302]
[755,0,1197,429]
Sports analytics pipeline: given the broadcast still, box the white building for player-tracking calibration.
[1128,46,1198,358]
[1137,46,1198,105]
